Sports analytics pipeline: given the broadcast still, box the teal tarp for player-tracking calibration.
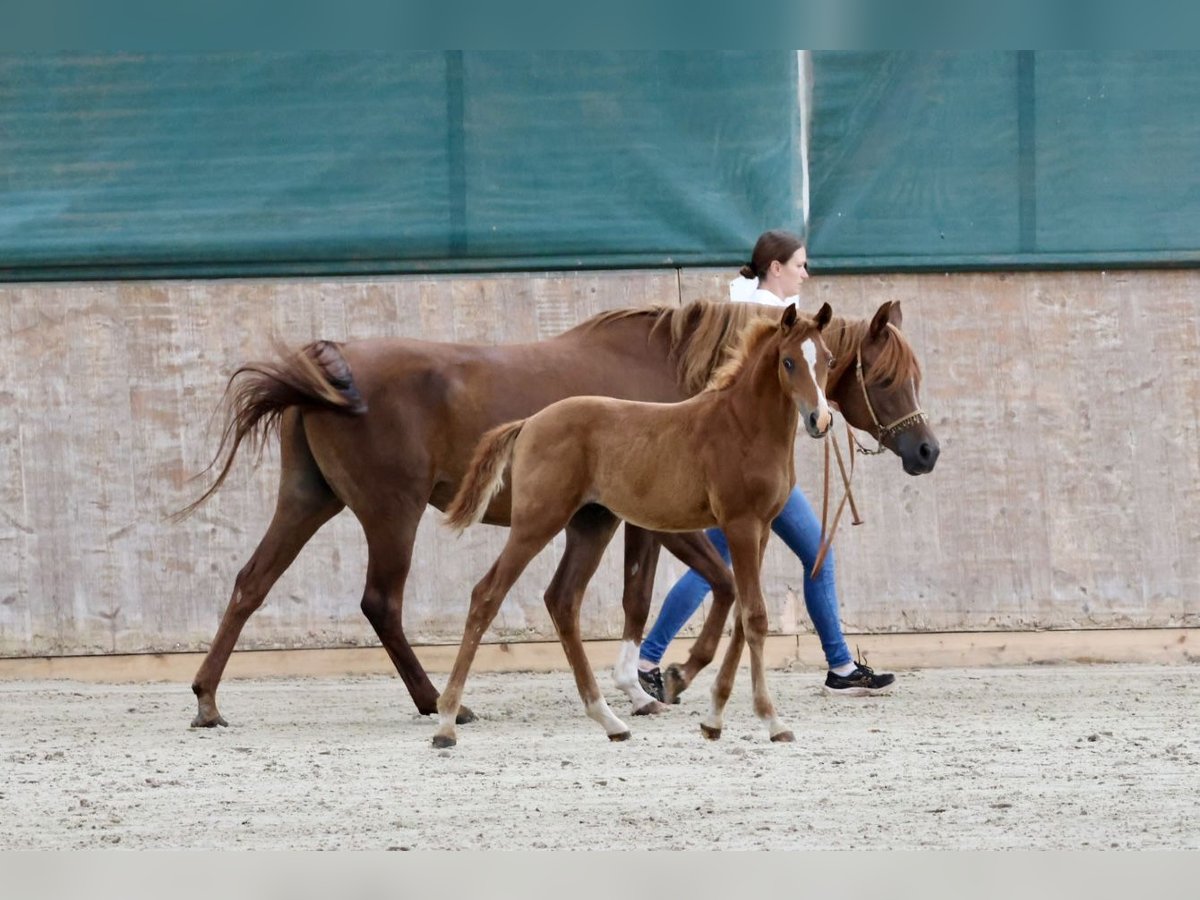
[808,51,1200,270]
[0,52,801,280]
[3,52,1200,280]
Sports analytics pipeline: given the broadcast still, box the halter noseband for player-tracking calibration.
[852,346,928,455]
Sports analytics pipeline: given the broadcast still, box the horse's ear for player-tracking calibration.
[780,303,798,331]
[815,302,832,331]
[869,300,896,339]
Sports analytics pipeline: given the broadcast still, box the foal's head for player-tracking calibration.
[777,302,835,438]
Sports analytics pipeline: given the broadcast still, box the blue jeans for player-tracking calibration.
[640,487,853,670]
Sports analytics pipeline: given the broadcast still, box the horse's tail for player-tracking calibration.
[172,340,367,522]
[444,419,526,532]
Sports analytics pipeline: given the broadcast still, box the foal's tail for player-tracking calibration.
[444,420,526,532]
[172,340,367,521]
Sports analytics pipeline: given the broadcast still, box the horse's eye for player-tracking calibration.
[782,357,794,371]
[828,356,837,369]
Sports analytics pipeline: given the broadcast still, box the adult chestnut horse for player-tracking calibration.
[182,297,936,729]
[440,305,834,747]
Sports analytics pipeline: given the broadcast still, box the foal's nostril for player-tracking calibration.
[807,411,819,432]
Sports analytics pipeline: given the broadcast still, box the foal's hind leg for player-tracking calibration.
[545,507,641,736]
[655,531,739,705]
[191,413,343,727]
[433,521,562,749]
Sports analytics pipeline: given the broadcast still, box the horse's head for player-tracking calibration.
[833,300,939,475]
[778,302,834,438]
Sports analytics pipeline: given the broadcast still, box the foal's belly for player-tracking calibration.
[591,473,716,534]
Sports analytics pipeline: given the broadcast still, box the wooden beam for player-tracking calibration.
[0,629,1193,683]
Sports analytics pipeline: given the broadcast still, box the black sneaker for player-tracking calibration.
[824,662,895,696]
[638,666,665,702]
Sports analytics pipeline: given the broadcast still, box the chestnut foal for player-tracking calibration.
[440,303,834,747]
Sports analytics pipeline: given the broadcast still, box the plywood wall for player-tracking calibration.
[1,269,1196,657]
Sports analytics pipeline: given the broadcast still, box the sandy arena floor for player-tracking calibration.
[0,663,1196,850]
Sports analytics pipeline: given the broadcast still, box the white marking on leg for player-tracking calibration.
[433,711,457,744]
[613,640,657,710]
[702,687,725,734]
[585,698,629,737]
[765,714,789,738]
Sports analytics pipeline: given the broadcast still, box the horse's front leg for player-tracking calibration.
[725,519,793,743]
[613,525,668,715]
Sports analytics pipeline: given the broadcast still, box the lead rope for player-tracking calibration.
[812,420,864,577]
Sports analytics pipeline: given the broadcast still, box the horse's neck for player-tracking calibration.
[561,313,681,394]
[824,317,865,403]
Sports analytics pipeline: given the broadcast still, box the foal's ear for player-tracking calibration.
[780,303,798,331]
[815,302,832,331]
[868,300,902,339]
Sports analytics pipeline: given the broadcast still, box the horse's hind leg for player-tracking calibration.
[544,507,641,735]
[191,412,343,727]
[656,531,738,704]
[358,500,474,724]
[614,525,667,715]
[433,520,561,748]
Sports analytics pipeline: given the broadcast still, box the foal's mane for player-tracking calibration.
[823,318,922,387]
[580,300,768,394]
[702,319,779,392]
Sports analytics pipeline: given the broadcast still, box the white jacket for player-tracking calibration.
[728,277,797,308]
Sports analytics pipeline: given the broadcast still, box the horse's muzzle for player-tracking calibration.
[901,437,940,475]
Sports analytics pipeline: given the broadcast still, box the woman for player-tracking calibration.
[637,229,895,699]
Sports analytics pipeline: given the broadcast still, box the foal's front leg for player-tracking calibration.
[613,525,668,715]
[700,611,744,740]
[723,520,794,743]
[656,530,738,704]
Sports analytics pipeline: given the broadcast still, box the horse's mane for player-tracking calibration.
[824,319,922,387]
[580,300,770,394]
[702,319,779,392]
[579,300,922,394]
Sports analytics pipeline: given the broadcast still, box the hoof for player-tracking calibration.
[455,706,477,725]
[190,713,228,728]
[699,723,722,741]
[663,664,688,704]
[770,730,796,743]
[633,700,669,716]
[431,733,457,749]
[608,730,632,742]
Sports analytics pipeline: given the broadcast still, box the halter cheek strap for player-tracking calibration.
[852,347,928,455]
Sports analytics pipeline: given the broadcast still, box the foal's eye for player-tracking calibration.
[828,356,837,369]
[782,357,794,371]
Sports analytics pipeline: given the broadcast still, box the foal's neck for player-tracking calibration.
[722,334,800,448]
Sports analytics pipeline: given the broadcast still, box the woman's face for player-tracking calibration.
[770,246,809,295]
